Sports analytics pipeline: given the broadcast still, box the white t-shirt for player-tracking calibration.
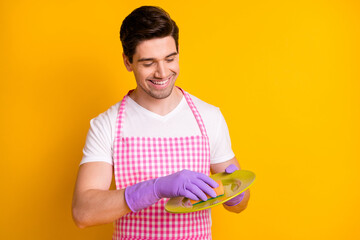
[80,93,235,165]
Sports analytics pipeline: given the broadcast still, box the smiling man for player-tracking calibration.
[123,36,182,115]
[72,6,250,240]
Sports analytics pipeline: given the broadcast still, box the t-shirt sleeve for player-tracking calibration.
[80,112,114,166]
[210,109,235,164]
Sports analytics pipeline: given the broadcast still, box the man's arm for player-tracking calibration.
[72,162,131,228]
[72,161,221,228]
[210,157,250,213]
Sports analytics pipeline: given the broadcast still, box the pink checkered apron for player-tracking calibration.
[112,88,212,240]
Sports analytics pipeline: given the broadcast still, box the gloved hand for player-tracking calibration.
[125,169,219,212]
[223,164,245,206]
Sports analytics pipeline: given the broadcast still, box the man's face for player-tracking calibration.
[123,36,179,100]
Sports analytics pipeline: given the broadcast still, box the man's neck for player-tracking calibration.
[129,87,183,116]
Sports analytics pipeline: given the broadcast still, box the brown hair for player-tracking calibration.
[120,6,179,63]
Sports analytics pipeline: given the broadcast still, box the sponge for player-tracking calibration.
[190,180,224,205]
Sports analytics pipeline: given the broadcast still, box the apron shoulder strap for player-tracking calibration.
[178,87,208,137]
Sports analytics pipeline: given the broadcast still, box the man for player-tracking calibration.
[72,6,250,239]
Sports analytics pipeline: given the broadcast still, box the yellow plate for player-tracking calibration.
[165,170,256,213]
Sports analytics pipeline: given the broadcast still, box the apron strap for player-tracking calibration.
[177,87,208,137]
[114,90,131,139]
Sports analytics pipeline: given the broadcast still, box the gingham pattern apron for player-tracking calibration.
[113,88,212,240]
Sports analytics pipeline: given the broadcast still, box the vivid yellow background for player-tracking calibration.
[1,0,359,239]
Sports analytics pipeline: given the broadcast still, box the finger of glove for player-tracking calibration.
[191,178,217,199]
[186,183,211,202]
[225,164,239,174]
[196,173,219,188]
[182,191,200,201]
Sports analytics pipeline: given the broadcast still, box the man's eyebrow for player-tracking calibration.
[137,52,178,62]
[165,52,178,58]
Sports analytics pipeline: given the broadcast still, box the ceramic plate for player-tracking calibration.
[165,170,255,213]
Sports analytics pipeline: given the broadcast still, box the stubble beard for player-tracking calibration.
[141,83,174,100]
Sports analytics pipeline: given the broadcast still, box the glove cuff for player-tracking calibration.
[125,178,161,212]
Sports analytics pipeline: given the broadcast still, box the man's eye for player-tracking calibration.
[143,62,153,67]
[166,58,175,62]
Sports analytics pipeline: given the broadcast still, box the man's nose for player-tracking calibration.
[154,61,167,78]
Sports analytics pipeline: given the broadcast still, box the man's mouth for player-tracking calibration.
[149,79,169,85]
[148,75,173,85]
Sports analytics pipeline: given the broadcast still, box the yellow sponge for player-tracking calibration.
[190,180,224,205]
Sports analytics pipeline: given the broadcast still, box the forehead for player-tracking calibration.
[133,36,177,60]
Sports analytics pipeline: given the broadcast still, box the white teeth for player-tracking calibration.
[151,79,169,85]
[150,76,171,85]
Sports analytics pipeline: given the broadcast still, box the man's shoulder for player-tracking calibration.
[187,92,220,114]
[90,101,121,125]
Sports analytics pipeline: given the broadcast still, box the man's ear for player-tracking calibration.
[122,53,133,72]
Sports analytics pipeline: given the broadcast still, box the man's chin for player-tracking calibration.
[148,87,174,99]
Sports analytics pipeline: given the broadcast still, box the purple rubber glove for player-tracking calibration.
[224,164,245,206]
[125,169,219,212]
